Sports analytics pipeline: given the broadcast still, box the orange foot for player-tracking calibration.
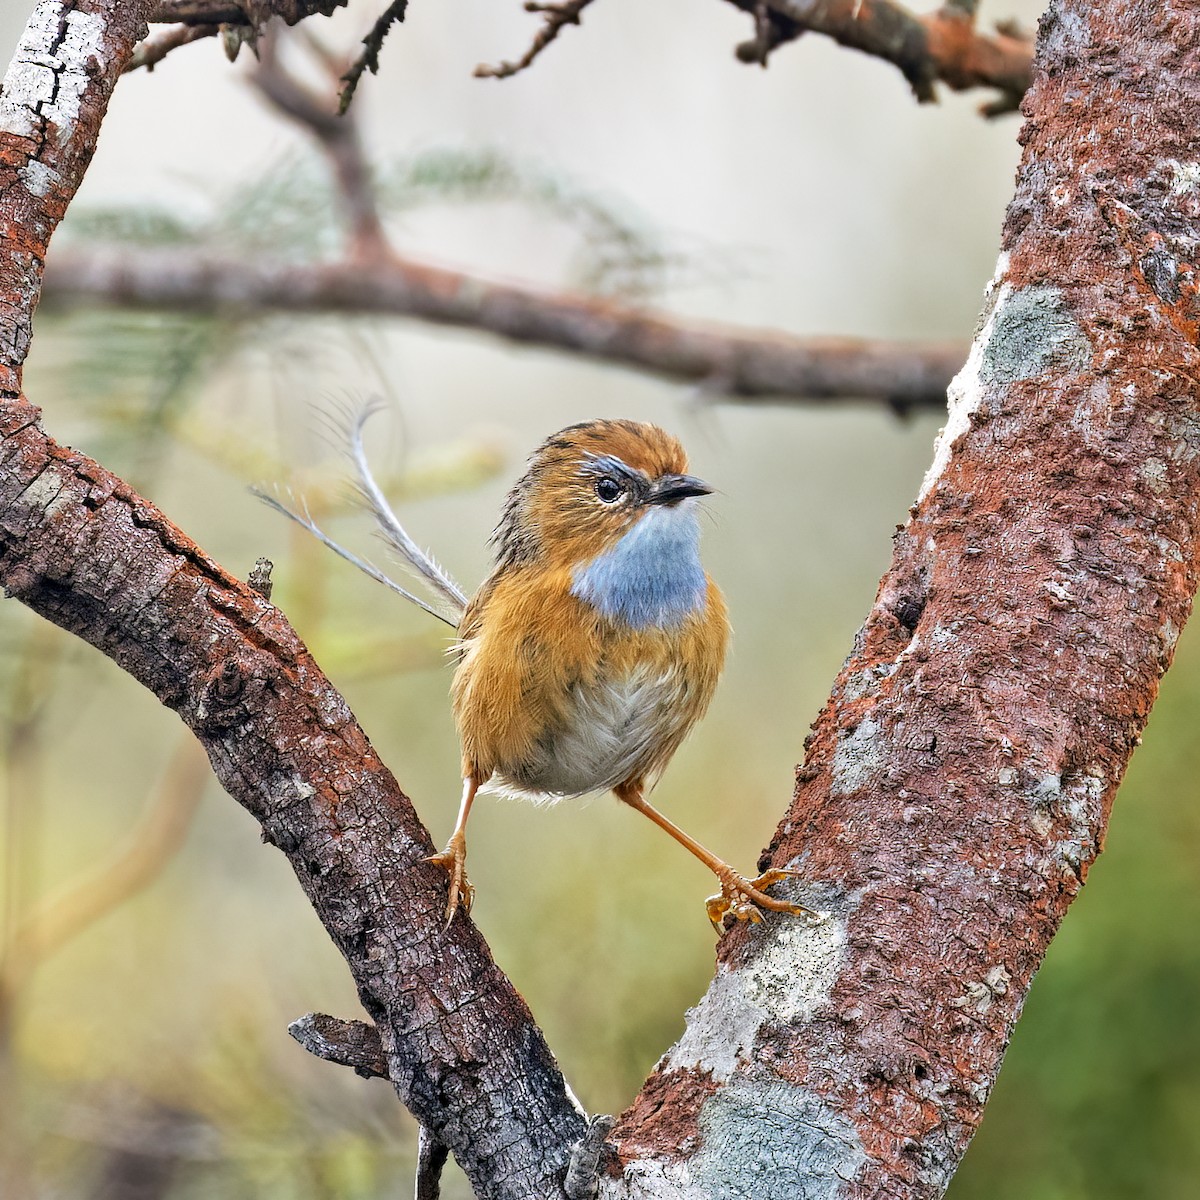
[705,868,826,933]
[424,832,474,924]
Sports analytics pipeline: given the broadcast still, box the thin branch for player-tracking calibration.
[251,28,390,256]
[339,0,408,113]
[725,0,1032,111]
[123,22,221,73]
[40,247,964,408]
[475,0,597,80]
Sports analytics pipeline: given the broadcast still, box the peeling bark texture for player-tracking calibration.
[0,403,587,1196]
[0,0,148,396]
[602,1,1200,1196]
[39,247,964,408]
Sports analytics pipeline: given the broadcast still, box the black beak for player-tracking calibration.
[647,473,713,506]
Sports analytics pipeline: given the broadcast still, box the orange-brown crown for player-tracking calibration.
[492,420,699,570]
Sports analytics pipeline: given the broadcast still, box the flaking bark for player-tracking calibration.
[601,1,1200,1195]
[0,401,587,1196]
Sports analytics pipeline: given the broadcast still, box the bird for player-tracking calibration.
[260,406,819,931]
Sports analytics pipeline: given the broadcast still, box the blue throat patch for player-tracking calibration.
[571,503,707,629]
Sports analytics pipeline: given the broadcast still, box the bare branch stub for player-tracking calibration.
[475,0,596,80]
[287,1013,388,1078]
[124,22,222,73]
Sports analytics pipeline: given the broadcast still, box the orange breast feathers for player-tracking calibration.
[452,563,729,799]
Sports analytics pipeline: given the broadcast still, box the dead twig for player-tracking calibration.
[124,22,222,73]
[339,0,409,112]
[475,0,596,80]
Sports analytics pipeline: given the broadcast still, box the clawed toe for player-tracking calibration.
[705,867,826,933]
[424,837,474,924]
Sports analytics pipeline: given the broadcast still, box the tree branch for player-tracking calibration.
[730,0,1033,112]
[123,20,221,72]
[40,247,963,407]
[475,0,597,80]
[1,3,585,1195]
[598,0,1200,1192]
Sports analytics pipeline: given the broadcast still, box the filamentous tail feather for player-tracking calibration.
[253,400,468,629]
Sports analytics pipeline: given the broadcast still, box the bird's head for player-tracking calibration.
[493,419,712,571]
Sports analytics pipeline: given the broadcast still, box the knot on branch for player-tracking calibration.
[196,648,275,729]
[288,1012,388,1078]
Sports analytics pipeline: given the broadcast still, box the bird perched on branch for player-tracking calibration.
[261,407,819,930]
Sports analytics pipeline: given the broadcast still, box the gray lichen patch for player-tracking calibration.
[665,969,768,1084]
[830,715,886,797]
[978,285,1092,391]
[841,663,897,703]
[741,901,849,1027]
[665,908,850,1084]
[691,1078,867,1199]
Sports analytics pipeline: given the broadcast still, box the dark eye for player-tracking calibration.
[595,477,625,504]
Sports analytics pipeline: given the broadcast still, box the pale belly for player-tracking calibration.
[491,665,693,800]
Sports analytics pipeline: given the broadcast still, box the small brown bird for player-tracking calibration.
[264,409,818,930]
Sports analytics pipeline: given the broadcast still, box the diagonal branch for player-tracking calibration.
[40,246,964,408]
[598,0,1200,1192]
[1,3,584,1196]
[475,0,596,80]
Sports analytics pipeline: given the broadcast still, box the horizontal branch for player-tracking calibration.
[145,0,346,25]
[40,247,962,408]
[729,0,1033,112]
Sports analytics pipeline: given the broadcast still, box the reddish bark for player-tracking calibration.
[0,0,147,396]
[604,1,1200,1195]
[726,0,1033,111]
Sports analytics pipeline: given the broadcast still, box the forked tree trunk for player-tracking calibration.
[1,1,1198,1198]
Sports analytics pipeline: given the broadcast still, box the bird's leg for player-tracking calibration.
[613,781,824,932]
[424,775,480,923]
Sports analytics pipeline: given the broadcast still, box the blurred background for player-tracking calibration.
[2,2,1198,1198]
